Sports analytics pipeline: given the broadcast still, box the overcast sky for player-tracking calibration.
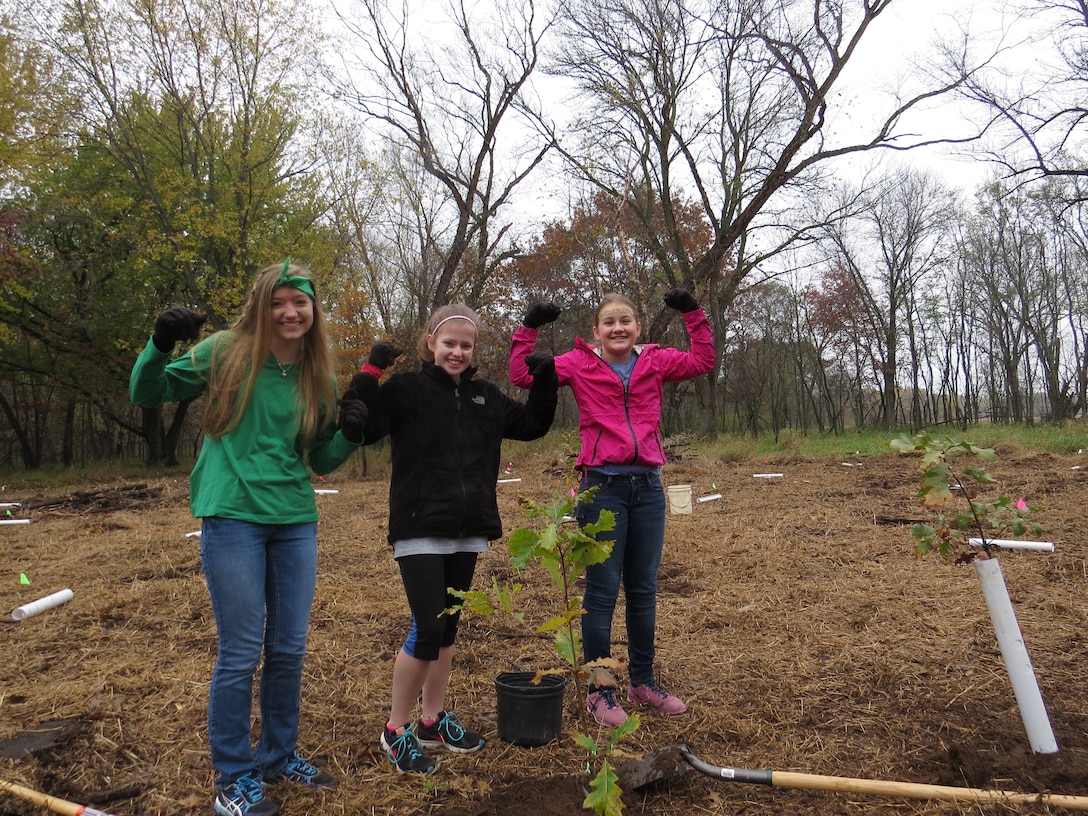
[831,0,1048,190]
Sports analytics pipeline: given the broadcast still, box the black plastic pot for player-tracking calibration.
[494,671,568,746]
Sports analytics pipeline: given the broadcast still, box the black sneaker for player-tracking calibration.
[416,711,485,754]
[263,754,338,788]
[214,774,280,816]
[380,723,437,774]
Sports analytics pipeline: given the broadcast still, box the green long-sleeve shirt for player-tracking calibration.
[130,334,359,523]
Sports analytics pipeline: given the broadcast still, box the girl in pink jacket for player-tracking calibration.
[509,289,715,725]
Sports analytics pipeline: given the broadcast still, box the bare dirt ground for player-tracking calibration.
[3,444,1088,816]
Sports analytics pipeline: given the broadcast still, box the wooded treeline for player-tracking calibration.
[1,0,1085,469]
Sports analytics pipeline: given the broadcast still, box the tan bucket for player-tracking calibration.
[666,484,693,515]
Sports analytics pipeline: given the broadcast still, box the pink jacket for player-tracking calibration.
[509,308,715,469]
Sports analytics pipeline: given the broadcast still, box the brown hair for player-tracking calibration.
[200,262,336,445]
[416,303,481,362]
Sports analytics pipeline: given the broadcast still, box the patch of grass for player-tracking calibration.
[3,422,1084,489]
[0,460,185,492]
[696,422,1088,461]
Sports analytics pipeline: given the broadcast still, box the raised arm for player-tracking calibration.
[509,302,560,388]
[662,288,715,382]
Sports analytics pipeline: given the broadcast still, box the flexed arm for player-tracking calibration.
[509,302,560,388]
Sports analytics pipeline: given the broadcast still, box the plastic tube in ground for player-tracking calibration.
[968,538,1055,552]
[11,588,74,621]
[974,556,1059,754]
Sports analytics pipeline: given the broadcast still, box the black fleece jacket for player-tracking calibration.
[362,362,557,544]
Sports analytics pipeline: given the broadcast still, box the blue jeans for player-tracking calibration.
[200,517,318,787]
[576,471,666,687]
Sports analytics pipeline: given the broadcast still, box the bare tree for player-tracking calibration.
[818,167,954,429]
[550,0,987,310]
[957,183,1039,422]
[331,0,558,310]
[957,0,1088,196]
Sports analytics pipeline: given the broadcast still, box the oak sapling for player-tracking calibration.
[889,432,1043,559]
[447,486,636,815]
[890,432,1059,753]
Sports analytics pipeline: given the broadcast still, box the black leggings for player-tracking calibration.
[398,551,479,661]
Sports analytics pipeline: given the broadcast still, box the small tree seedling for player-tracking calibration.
[448,486,635,815]
[889,432,1043,558]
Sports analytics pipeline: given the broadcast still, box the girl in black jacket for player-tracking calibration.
[347,304,557,774]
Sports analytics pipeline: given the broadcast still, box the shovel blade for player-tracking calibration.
[615,744,690,790]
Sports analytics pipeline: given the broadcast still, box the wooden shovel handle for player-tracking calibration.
[680,747,1088,811]
[772,770,1088,810]
[0,779,113,816]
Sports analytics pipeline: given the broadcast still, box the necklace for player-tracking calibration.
[275,358,292,378]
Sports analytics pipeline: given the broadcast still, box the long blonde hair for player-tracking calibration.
[201,262,336,444]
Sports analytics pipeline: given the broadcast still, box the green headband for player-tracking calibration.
[275,258,316,299]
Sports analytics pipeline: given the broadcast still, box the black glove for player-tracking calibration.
[367,341,404,370]
[525,351,557,390]
[663,288,699,313]
[337,398,368,443]
[152,307,207,352]
[523,302,561,329]
[343,372,379,403]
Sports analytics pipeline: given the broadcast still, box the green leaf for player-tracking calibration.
[582,508,617,539]
[919,469,954,505]
[962,467,997,484]
[911,523,936,555]
[888,434,920,452]
[506,527,541,567]
[573,732,599,755]
[553,628,579,666]
[606,713,640,750]
[583,760,625,816]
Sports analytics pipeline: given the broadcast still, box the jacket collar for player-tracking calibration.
[574,336,647,360]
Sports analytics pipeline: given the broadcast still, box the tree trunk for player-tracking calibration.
[141,406,166,466]
[0,389,41,469]
[141,396,196,466]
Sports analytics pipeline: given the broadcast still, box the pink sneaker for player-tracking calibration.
[586,686,629,726]
[628,682,687,715]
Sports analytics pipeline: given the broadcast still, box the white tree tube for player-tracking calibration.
[968,538,1055,552]
[12,588,74,621]
[974,557,1059,754]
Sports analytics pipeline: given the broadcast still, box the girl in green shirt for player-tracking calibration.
[130,261,366,816]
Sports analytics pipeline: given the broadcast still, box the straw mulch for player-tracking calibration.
[2,446,1088,815]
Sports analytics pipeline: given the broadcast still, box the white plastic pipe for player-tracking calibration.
[974,557,1059,754]
[753,473,784,478]
[0,519,30,525]
[12,588,74,621]
[968,538,1055,552]
[314,489,339,494]
[697,493,723,503]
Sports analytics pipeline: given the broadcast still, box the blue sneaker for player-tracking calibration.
[214,774,279,816]
[263,754,337,788]
[381,723,437,774]
[416,711,485,754]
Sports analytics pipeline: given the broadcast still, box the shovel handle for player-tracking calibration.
[0,779,116,816]
[679,746,1088,811]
